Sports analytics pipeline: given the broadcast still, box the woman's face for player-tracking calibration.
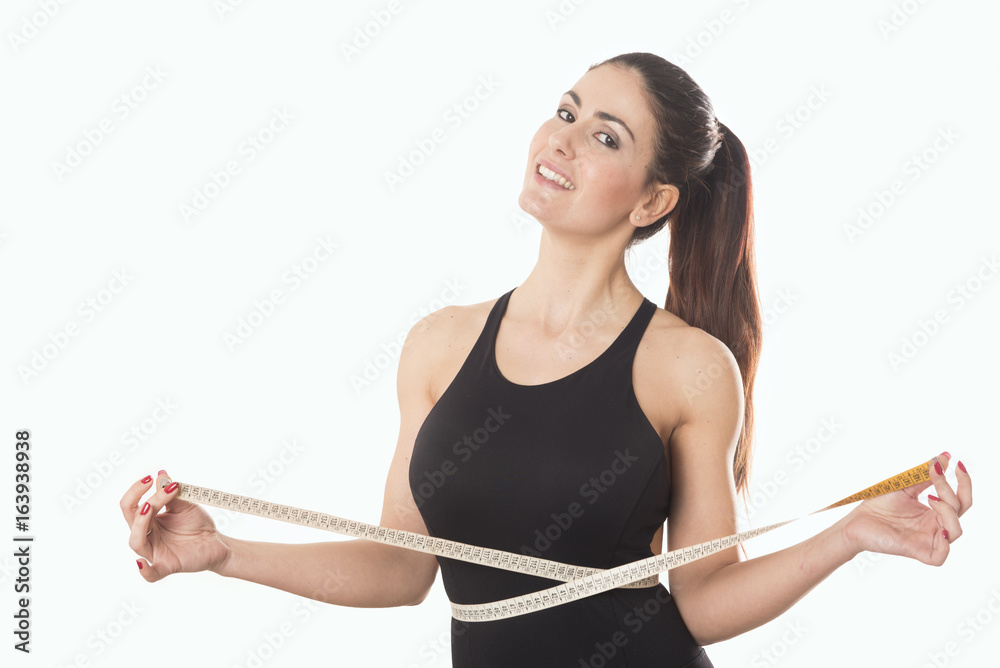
[518,64,664,238]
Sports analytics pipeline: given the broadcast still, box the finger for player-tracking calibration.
[127,492,161,559]
[146,470,182,516]
[927,495,963,542]
[925,526,951,567]
[135,557,166,583]
[119,473,155,527]
[905,453,951,498]
[928,453,962,515]
[954,459,973,517]
[127,471,181,558]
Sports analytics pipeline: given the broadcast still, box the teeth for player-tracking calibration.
[538,165,575,190]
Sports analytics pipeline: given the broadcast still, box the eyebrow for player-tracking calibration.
[564,89,635,142]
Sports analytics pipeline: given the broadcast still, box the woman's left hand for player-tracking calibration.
[840,452,972,566]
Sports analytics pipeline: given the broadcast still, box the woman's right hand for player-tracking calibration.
[121,470,231,582]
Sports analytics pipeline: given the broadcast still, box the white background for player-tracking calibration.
[2,0,998,666]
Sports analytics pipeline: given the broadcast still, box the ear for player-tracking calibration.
[630,183,679,228]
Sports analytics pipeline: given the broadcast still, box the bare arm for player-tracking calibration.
[212,313,443,607]
[663,332,857,643]
[663,331,971,645]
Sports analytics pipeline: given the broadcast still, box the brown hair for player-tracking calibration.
[591,52,762,499]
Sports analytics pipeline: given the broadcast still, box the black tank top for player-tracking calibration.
[409,287,713,668]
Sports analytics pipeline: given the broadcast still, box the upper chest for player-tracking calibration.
[428,303,684,450]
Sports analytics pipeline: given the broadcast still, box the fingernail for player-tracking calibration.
[140,475,152,485]
[158,470,168,477]
[140,502,150,515]
[927,494,941,503]
[934,461,943,476]
[958,461,967,474]
[942,451,951,459]
[136,559,143,570]
[165,482,178,494]
[942,529,949,541]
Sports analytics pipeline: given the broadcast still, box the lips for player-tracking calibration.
[536,159,575,190]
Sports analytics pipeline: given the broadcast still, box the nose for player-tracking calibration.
[548,123,575,159]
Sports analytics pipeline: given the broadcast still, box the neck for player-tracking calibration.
[513,227,644,333]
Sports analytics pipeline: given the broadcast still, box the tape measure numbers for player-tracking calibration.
[161,461,932,622]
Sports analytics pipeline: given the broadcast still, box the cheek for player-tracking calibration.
[527,122,551,154]
[587,166,634,203]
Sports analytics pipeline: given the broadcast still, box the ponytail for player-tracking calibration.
[664,122,762,498]
[592,53,762,501]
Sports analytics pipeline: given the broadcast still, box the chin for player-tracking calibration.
[516,190,551,225]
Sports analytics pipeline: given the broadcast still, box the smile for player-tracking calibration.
[537,164,575,190]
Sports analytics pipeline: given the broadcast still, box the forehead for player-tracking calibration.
[567,65,656,140]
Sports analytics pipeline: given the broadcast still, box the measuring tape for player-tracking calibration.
[162,460,932,622]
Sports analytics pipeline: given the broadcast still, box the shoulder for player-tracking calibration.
[402,295,498,353]
[636,305,744,431]
[399,294,502,403]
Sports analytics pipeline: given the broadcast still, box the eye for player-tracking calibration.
[557,107,575,122]
[596,132,618,149]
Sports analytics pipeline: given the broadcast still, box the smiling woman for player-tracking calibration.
[122,51,972,668]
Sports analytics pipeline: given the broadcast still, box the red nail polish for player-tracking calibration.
[927,495,941,503]
[942,529,949,541]
[158,470,167,477]
[958,461,967,474]
[140,475,152,484]
[165,482,178,494]
[942,451,951,459]
[137,559,143,570]
[140,502,150,515]
[934,461,943,476]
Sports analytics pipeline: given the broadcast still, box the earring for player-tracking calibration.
[635,214,641,220]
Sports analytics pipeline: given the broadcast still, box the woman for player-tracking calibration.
[120,52,972,667]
